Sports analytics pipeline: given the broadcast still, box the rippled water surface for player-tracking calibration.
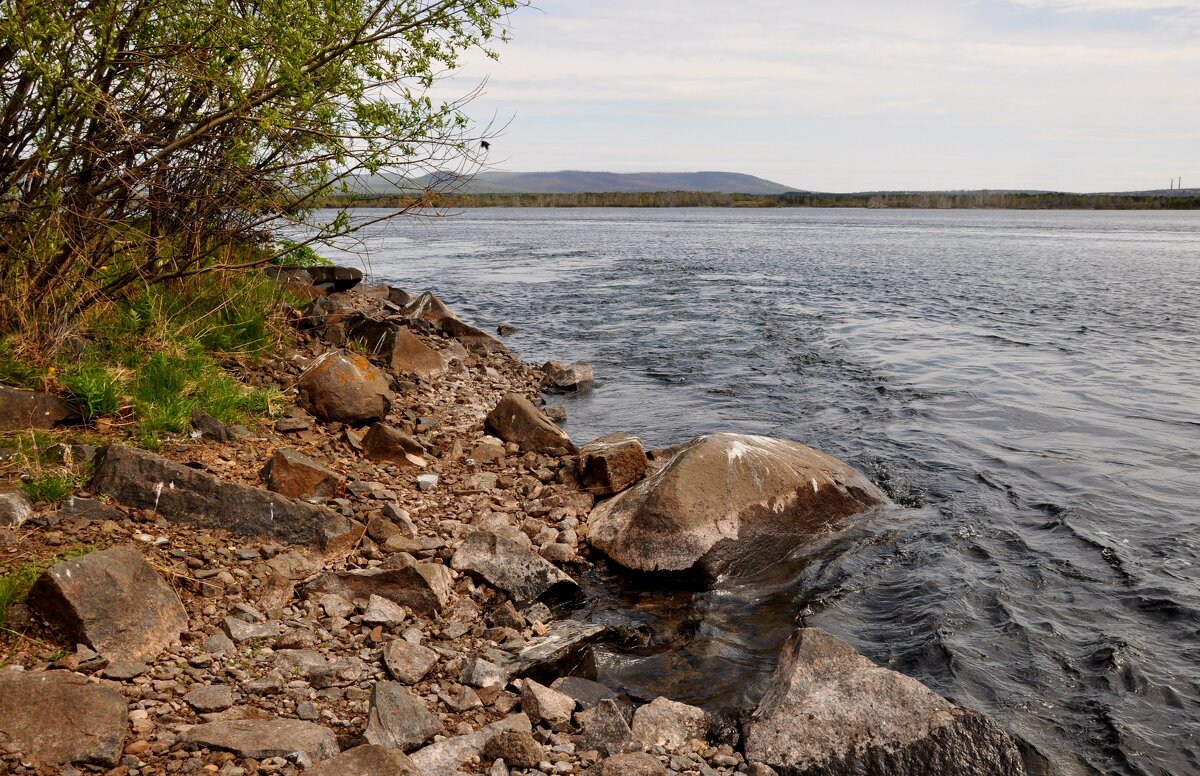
[331,208,1200,776]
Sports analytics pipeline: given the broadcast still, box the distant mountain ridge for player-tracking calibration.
[356,170,799,195]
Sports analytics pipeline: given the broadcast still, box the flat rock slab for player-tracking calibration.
[411,713,531,776]
[744,628,1026,776]
[0,385,80,431]
[501,620,607,677]
[28,544,187,662]
[91,444,363,554]
[301,564,452,616]
[304,743,422,776]
[588,433,891,579]
[0,670,128,768]
[364,681,443,751]
[451,529,579,604]
[178,718,339,763]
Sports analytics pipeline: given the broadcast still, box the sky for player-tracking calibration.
[442,0,1200,192]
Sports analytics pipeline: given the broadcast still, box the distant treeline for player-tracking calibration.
[328,190,1200,209]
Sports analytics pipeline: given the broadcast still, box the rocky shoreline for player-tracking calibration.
[0,270,1031,776]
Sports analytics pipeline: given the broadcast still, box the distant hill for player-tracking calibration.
[353,170,800,196]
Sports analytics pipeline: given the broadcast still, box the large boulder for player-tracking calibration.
[260,448,344,502]
[0,670,128,768]
[451,529,579,604]
[297,351,392,425]
[0,385,80,431]
[744,628,1026,776]
[486,394,577,455]
[28,545,187,661]
[91,444,363,554]
[301,564,452,616]
[587,433,889,578]
[578,434,648,496]
[178,718,339,763]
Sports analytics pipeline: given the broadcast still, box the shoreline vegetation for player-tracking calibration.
[327,189,1200,210]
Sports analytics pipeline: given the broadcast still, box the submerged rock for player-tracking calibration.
[587,433,889,578]
[744,628,1026,776]
[297,351,392,425]
[0,670,128,768]
[542,360,595,394]
[28,544,187,661]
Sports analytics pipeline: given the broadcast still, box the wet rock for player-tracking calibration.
[402,291,509,355]
[363,423,428,468]
[190,408,234,442]
[91,444,363,553]
[179,718,339,762]
[0,670,127,768]
[579,434,648,496]
[384,639,439,684]
[305,743,423,776]
[543,360,595,394]
[591,752,669,776]
[743,628,1026,776]
[364,681,443,751]
[587,433,890,578]
[520,678,576,730]
[260,448,343,502]
[497,323,520,336]
[576,699,635,756]
[552,677,620,710]
[630,697,709,752]
[362,594,408,626]
[185,684,235,713]
[411,713,531,776]
[0,489,33,527]
[302,564,452,616]
[298,351,392,425]
[486,394,577,454]
[0,385,80,431]
[502,620,607,677]
[483,729,543,768]
[308,264,363,291]
[28,544,187,661]
[452,529,579,604]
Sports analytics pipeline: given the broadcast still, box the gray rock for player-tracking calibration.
[462,656,508,688]
[630,697,709,752]
[543,361,595,395]
[588,433,891,579]
[28,544,187,661]
[260,449,343,502]
[91,444,364,554]
[301,564,452,616]
[551,676,620,710]
[0,489,33,527]
[0,385,80,431]
[222,616,282,643]
[179,718,339,762]
[185,684,235,713]
[190,408,234,442]
[0,670,127,768]
[203,631,236,655]
[411,713,531,776]
[101,659,149,680]
[305,743,423,776]
[362,594,408,627]
[364,681,443,751]
[416,473,439,492]
[401,291,509,355]
[298,351,392,425]
[275,649,365,689]
[485,394,577,454]
[578,434,648,497]
[384,639,439,684]
[520,679,576,731]
[452,529,579,604]
[743,628,1026,776]
[501,620,607,677]
[591,752,669,776]
[575,699,635,756]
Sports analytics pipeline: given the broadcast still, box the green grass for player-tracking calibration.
[0,545,96,630]
[20,471,76,503]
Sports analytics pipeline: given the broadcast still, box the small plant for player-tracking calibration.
[59,365,122,420]
[274,240,333,268]
[20,471,76,503]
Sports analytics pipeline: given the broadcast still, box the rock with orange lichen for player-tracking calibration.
[298,350,393,425]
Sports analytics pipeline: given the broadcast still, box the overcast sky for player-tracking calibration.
[445,0,1199,192]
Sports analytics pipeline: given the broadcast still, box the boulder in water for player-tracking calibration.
[744,628,1026,776]
[587,433,889,578]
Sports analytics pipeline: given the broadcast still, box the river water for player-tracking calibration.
[330,207,1200,776]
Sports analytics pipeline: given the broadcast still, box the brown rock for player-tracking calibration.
[0,670,127,768]
[744,628,1026,776]
[346,315,446,376]
[384,639,439,684]
[178,718,339,762]
[28,545,187,661]
[91,444,363,554]
[0,385,80,431]
[305,743,422,776]
[579,434,648,496]
[298,351,392,425]
[591,752,669,776]
[542,360,594,394]
[261,449,343,502]
[587,433,890,578]
[486,394,577,455]
[363,423,427,468]
[483,730,543,768]
[301,564,452,616]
